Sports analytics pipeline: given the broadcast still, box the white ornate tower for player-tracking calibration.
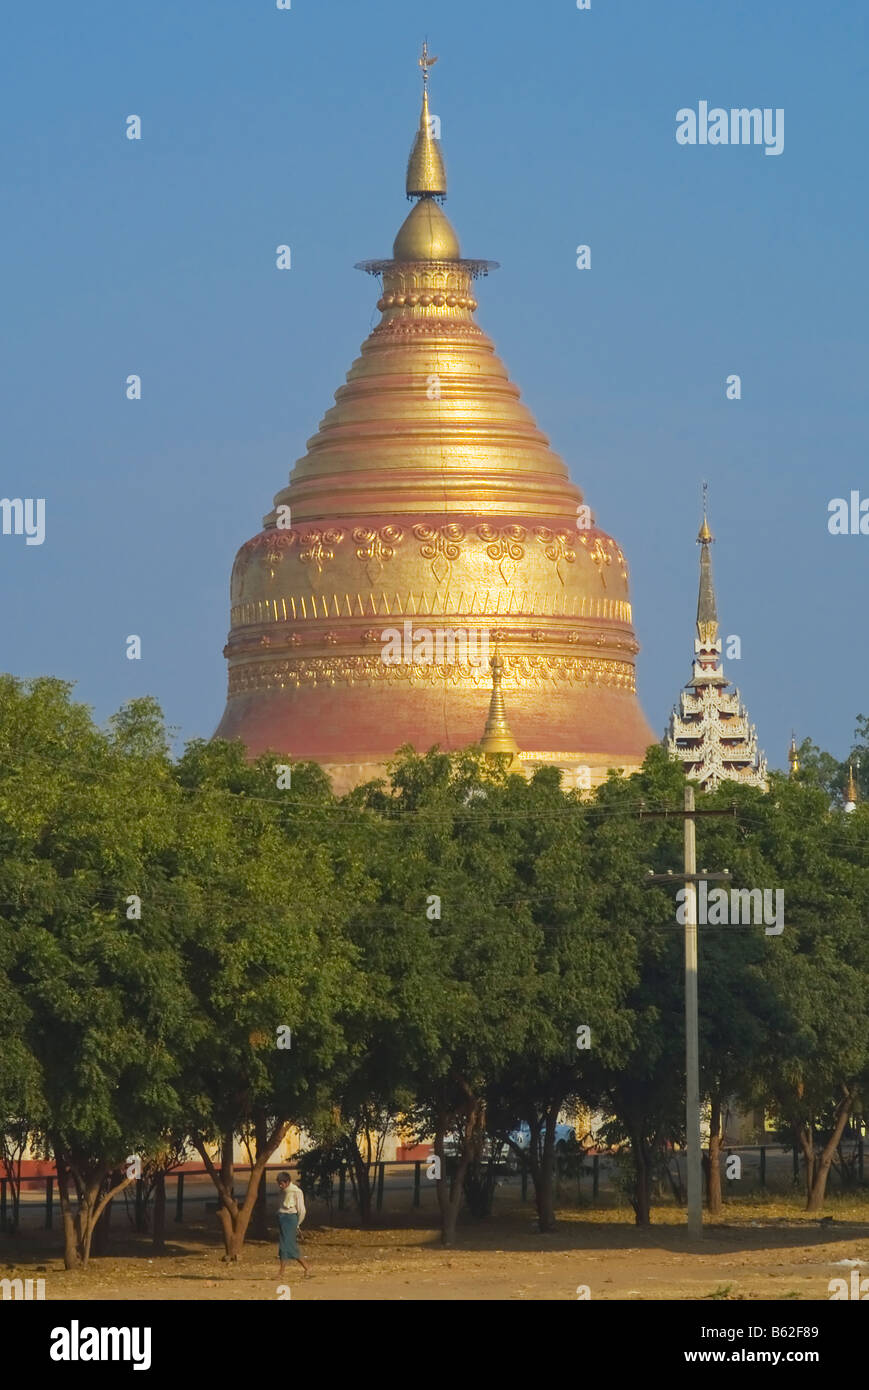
[664,503,767,790]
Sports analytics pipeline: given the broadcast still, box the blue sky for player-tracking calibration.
[3,0,867,764]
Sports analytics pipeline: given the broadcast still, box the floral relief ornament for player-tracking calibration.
[235,529,296,591]
[412,522,466,585]
[352,524,404,584]
[475,523,526,585]
[533,526,576,586]
[579,534,614,589]
[298,528,345,576]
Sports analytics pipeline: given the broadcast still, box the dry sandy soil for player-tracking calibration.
[5,1195,869,1301]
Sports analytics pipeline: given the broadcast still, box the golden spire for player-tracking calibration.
[845,761,858,811]
[406,41,447,198]
[788,732,800,778]
[698,479,713,543]
[394,42,457,261]
[696,484,718,647]
[480,646,520,766]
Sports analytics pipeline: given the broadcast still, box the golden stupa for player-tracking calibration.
[215,47,655,790]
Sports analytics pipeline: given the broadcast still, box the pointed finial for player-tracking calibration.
[698,481,713,544]
[788,731,799,778]
[406,41,447,198]
[419,39,438,86]
[845,760,858,811]
[695,484,718,646]
[480,642,520,766]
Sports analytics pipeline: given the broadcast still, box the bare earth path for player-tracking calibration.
[7,1199,869,1301]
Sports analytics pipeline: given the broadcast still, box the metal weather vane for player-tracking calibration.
[419,39,438,87]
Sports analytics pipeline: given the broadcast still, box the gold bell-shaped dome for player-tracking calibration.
[215,43,656,793]
[393,197,460,261]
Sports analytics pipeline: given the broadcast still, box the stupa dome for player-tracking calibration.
[393,197,460,261]
[215,47,655,791]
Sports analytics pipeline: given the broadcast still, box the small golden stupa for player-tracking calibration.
[480,647,521,770]
[788,733,800,778]
[215,46,655,790]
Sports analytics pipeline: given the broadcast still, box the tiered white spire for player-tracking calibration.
[664,498,767,790]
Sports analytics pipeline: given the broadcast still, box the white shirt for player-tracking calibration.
[279,1182,306,1224]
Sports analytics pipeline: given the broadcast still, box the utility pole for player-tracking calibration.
[642,791,734,1240]
[683,784,701,1238]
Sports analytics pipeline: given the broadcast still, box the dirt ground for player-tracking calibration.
[5,1194,869,1300]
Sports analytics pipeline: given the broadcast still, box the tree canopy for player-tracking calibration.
[1,677,867,1260]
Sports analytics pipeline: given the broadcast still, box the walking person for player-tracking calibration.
[276,1171,310,1280]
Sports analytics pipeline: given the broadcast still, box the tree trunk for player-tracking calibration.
[439,1151,471,1247]
[350,1142,372,1225]
[434,1092,484,1246]
[152,1174,166,1252]
[50,1142,134,1268]
[252,1170,268,1242]
[251,1114,269,1241]
[0,1147,23,1232]
[806,1095,853,1212]
[707,1093,723,1215]
[76,1184,101,1268]
[91,1178,113,1256]
[217,1128,237,1258]
[434,1117,469,1247]
[54,1151,79,1271]
[134,1177,147,1233]
[797,1123,815,1201]
[631,1131,651,1226]
[528,1106,559,1233]
[433,1118,450,1237]
[194,1120,291,1261]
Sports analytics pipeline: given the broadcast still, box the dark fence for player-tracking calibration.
[1,1139,865,1231]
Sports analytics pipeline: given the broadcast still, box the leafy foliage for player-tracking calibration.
[1,679,868,1258]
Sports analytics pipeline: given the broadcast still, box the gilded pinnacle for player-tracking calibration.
[696,496,718,646]
[699,480,712,542]
[480,649,520,764]
[788,733,800,778]
[406,43,447,197]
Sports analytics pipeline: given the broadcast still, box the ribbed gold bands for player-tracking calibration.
[227,654,637,696]
[230,593,633,625]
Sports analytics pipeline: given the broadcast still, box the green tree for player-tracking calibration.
[590,746,690,1225]
[485,765,636,1231]
[740,775,869,1210]
[793,737,842,799]
[172,739,365,1259]
[355,747,537,1245]
[693,779,783,1213]
[0,679,192,1267]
